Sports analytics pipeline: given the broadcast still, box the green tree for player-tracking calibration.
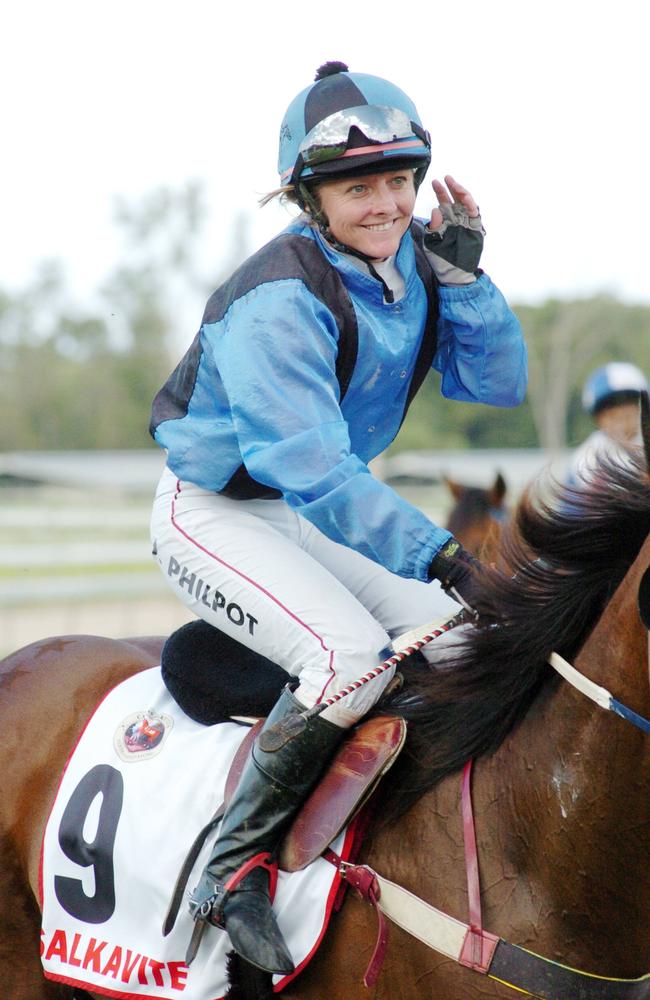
[517,296,650,451]
[0,182,250,450]
[391,368,537,455]
[391,298,650,455]
[2,194,648,454]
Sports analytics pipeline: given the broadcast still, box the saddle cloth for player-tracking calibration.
[40,667,358,1000]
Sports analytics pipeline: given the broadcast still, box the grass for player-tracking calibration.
[0,527,149,543]
[0,562,156,580]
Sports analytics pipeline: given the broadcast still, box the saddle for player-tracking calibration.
[160,620,408,934]
[273,712,406,870]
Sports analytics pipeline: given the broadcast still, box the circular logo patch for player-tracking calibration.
[114,710,173,762]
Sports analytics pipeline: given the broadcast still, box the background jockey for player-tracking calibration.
[149,61,528,974]
[568,362,648,486]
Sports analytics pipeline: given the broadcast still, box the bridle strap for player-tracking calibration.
[549,652,650,735]
[548,652,612,709]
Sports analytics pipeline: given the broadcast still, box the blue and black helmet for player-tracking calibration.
[278,61,432,190]
[582,362,648,415]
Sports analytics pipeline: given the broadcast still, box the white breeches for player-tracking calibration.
[151,467,461,727]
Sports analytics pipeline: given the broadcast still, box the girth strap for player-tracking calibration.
[488,943,650,999]
[460,759,495,972]
[323,852,388,989]
[334,859,650,998]
[329,761,650,997]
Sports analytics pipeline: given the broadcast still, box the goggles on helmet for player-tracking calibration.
[285,104,431,184]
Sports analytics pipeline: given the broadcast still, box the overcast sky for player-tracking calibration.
[4,0,649,316]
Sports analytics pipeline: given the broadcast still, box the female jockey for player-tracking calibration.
[149,61,528,975]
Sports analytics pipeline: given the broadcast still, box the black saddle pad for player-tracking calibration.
[161,620,431,726]
[161,620,291,725]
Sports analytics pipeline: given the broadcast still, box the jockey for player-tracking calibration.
[568,361,648,485]
[149,61,528,975]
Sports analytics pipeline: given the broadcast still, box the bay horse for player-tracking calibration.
[2,405,650,998]
[444,470,508,559]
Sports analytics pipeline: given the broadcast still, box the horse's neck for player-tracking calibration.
[479,540,650,967]
[365,539,650,976]
[518,543,650,836]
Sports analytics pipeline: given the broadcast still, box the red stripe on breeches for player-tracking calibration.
[150,469,455,725]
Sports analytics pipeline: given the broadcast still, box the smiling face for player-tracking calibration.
[314,169,416,260]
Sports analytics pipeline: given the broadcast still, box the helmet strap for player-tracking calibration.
[296,181,328,228]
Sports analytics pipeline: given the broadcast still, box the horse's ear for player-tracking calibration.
[489,472,507,507]
[443,475,464,501]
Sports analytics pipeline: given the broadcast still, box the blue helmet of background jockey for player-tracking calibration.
[582,362,649,416]
[278,61,432,196]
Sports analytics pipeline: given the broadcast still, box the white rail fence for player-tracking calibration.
[0,448,565,656]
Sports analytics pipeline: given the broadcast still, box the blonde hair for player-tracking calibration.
[259,183,324,230]
[258,185,301,209]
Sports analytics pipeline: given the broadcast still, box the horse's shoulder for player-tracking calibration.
[0,633,168,888]
[0,634,166,734]
[1,632,165,672]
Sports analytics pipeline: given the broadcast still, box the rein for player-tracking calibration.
[549,650,650,734]
[258,613,464,752]
[333,644,650,999]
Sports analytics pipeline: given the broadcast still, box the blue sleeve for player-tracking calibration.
[433,273,527,405]
[209,280,450,581]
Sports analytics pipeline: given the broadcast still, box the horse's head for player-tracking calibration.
[444,471,508,561]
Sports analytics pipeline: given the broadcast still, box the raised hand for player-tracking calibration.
[429,175,479,230]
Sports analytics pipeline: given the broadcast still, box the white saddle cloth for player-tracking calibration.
[40,666,352,999]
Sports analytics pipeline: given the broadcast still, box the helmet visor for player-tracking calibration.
[298,104,430,168]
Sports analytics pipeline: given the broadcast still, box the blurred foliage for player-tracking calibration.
[0,184,251,450]
[1,188,649,452]
[393,296,650,453]
[516,296,650,450]
[391,374,539,452]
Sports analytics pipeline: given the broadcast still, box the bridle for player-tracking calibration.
[549,563,650,734]
[329,560,650,998]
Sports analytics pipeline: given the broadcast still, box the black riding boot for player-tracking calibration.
[188,685,345,974]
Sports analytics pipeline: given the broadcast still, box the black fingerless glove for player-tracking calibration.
[428,537,484,616]
[423,203,485,285]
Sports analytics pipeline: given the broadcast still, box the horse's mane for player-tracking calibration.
[380,430,650,822]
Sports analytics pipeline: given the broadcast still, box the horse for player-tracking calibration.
[444,470,508,559]
[2,407,650,999]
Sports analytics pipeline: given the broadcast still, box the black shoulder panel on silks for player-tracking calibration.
[401,219,440,429]
[201,231,360,401]
[149,232,359,499]
[149,225,439,499]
